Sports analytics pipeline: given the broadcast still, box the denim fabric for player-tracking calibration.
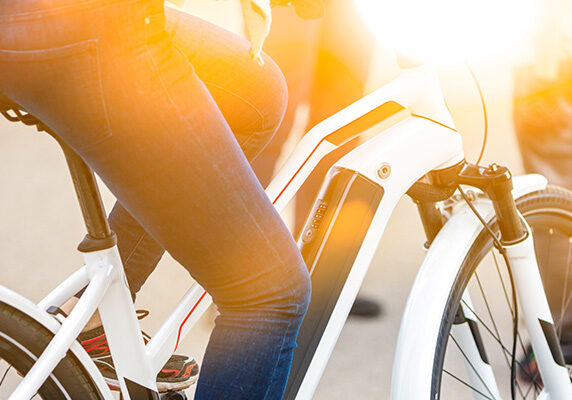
[0,1,311,398]
[251,4,374,238]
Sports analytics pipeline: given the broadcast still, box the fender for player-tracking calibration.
[390,173,548,399]
[0,285,114,399]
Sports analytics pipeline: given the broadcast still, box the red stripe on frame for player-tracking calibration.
[271,101,410,205]
[174,291,208,352]
[272,137,328,205]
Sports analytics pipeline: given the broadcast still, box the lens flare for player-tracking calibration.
[355,0,537,61]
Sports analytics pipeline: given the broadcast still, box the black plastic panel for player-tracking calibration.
[539,319,566,367]
[325,101,405,146]
[467,319,489,364]
[284,168,384,399]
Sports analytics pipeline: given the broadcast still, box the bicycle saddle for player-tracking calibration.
[0,92,18,113]
[0,92,49,132]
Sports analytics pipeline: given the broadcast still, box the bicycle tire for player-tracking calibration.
[0,301,102,399]
[432,185,572,398]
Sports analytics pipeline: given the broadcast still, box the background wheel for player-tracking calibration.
[0,301,101,399]
[432,185,572,399]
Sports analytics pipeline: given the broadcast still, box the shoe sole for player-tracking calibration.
[105,374,198,393]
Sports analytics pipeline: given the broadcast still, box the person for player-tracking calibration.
[256,0,383,317]
[0,0,317,398]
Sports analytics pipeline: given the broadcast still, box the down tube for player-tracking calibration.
[283,167,385,399]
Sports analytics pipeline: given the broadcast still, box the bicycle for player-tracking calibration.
[1,60,571,400]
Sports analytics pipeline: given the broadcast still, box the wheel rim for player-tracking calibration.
[0,330,71,399]
[435,206,572,399]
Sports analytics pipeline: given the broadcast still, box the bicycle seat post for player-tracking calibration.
[56,137,117,252]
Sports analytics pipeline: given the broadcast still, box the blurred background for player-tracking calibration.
[1,0,570,397]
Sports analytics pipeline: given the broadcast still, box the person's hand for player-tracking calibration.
[271,0,325,20]
[241,0,272,65]
[242,0,324,65]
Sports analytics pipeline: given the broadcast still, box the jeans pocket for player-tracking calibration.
[0,39,112,152]
[145,12,168,44]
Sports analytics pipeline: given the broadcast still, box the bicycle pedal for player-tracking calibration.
[160,391,188,400]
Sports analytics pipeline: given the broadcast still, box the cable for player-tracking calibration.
[458,186,518,399]
[465,63,488,166]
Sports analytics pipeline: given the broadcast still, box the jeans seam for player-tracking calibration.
[262,317,296,399]
[203,82,287,267]
[144,36,298,319]
[91,39,114,147]
[123,231,148,268]
[203,80,266,129]
[0,0,137,22]
[143,45,225,188]
[143,45,191,132]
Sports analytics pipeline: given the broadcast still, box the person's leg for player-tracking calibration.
[108,203,164,295]
[108,6,295,296]
[103,4,291,296]
[250,7,322,186]
[255,3,383,317]
[0,1,309,399]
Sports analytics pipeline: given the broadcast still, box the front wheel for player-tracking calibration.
[432,185,572,399]
[0,301,101,399]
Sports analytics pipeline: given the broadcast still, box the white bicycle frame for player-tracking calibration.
[2,63,571,399]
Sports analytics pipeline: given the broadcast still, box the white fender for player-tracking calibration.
[0,285,114,399]
[391,173,548,399]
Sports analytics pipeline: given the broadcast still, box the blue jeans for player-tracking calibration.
[0,1,311,398]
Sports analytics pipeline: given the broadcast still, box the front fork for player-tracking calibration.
[417,161,572,399]
[505,225,571,398]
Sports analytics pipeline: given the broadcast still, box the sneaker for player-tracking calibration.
[79,313,199,392]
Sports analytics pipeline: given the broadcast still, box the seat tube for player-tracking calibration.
[56,138,117,252]
[53,136,158,396]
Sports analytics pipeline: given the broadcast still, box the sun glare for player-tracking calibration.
[355,0,537,62]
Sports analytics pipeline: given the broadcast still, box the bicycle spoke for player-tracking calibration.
[491,250,529,362]
[0,364,41,399]
[474,272,506,354]
[0,364,12,387]
[521,371,541,399]
[443,368,494,399]
[560,292,572,326]
[557,237,572,340]
[491,250,514,318]
[461,299,510,356]
[545,228,553,278]
[449,334,497,399]
[439,192,572,399]
[460,299,532,395]
[472,269,524,392]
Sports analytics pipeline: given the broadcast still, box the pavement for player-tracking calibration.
[0,3,526,399]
